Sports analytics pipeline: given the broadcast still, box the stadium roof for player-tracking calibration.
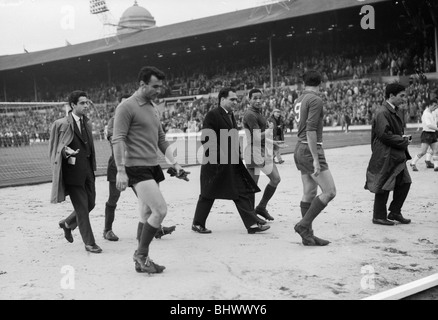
[0,0,390,72]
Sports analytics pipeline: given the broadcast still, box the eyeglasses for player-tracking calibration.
[229,98,238,101]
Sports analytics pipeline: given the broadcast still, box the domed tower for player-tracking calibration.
[117,1,156,35]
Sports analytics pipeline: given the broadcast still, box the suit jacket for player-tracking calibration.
[49,112,96,203]
[199,107,260,200]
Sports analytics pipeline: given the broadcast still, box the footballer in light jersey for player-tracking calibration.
[293,70,336,247]
[423,89,438,168]
[410,95,438,172]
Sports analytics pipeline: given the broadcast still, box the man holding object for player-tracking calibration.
[365,83,412,226]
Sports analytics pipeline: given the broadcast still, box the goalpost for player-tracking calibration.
[0,101,112,188]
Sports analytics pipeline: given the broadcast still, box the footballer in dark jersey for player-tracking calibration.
[243,89,283,222]
[293,70,337,247]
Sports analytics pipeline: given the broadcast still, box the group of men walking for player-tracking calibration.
[49,67,426,274]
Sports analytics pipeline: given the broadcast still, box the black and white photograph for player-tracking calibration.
[0,0,437,303]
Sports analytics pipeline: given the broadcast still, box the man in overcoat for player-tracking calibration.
[49,90,101,253]
[365,83,412,226]
[191,88,270,234]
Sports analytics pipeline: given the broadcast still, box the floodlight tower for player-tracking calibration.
[250,0,294,18]
[249,0,297,89]
[89,0,119,45]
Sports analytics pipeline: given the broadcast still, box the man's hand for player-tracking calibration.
[312,159,321,177]
[64,147,79,158]
[116,171,129,191]
[403,135,412,145]
[167,165,190,181]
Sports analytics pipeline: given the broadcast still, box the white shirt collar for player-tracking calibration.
[386,100,397,110]
[71,112,82,122]
[221,106,231,114]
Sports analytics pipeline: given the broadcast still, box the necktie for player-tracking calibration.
[80,118,88,144]
[228,113,233,127]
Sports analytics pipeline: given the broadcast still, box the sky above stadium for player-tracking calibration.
[0,0,278,56]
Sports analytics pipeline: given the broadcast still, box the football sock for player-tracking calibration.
[300,201,312,228]
[258,184,277,209]
[300,197,326,228]
[136,222,144,244]
[433,156,438,169]
[411,155,420,165]
[137,222,158,257]
[425,152,432,162]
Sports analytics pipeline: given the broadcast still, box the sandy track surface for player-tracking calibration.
[0,145,437,300]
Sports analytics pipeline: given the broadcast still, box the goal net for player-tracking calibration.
[0,102,113,188]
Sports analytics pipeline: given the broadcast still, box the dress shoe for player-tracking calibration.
[425,160,434,169]
[192,225,212,234]
[410,163,418,171]
[372,218,395,226]
[103,230,119,241]
[255,206,274,221]
[294,224,316,246]
[155,225,176,239]
[255,216,267,225]
[59,220,73,243]
[388,213,411,224]
[247,223,270,234]
[133,252,165,274]
[85,244,102,253]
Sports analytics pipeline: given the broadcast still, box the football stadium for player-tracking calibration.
[0,0,437,302]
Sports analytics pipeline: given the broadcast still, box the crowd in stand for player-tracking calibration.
[1,75,436,148]
[1,44,437,147]
[159,77,437,134]
[4,44,435,104]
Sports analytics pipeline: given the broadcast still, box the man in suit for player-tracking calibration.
[191,87,270,234]
[365,83,412,226]
[49,90,101,253]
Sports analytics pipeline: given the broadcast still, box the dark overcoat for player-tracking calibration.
[199,107,260,200]
[365,102,412,193]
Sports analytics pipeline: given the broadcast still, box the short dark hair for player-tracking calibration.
[68,90,88,108]
[138,66,165,84]
[248,88,262,100]
[385,83,405,99]
[217,88,236,107]
[303,70,322,87]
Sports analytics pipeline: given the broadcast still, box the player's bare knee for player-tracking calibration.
[155,203,168,219]
[325,189,336,201]
[271,175,281,187]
